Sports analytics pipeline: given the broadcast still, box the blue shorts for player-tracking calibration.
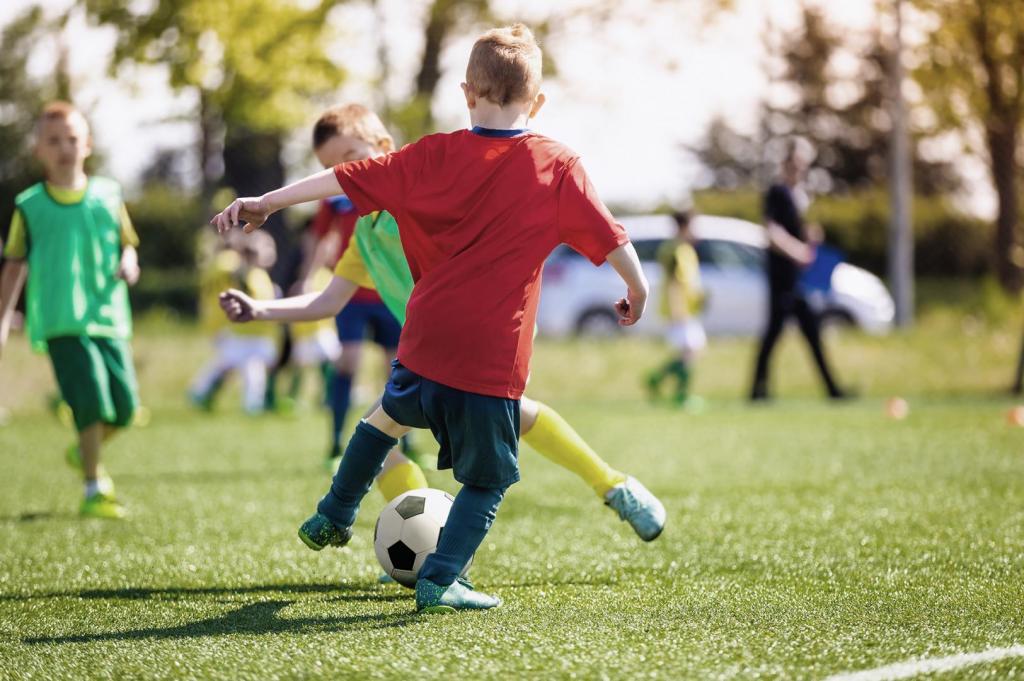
[335,300,402,347]
[381,360,520,489]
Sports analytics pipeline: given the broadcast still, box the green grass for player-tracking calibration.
[1,308,1024,679]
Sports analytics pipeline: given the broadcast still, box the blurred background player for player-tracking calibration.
[284,265,342,411]
[0,102,140,519]
[647,210,706,410]
[306,106,405,467]
[750,137,848,401]
[188,230,277,414]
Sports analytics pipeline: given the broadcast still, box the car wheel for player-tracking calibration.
[575,308,622,337]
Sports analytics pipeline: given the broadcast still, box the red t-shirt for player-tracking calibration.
[334,130,629,399]
[309,198,381,303]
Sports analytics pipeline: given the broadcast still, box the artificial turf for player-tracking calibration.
[1,314,1022,679]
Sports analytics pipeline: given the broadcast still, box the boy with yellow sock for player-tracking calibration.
[221,103,664,539]
[215,27,660,610]
[0,102,140,519]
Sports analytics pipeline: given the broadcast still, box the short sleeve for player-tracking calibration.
[556,159,629,266]
[764,185,787,225]
[333,144,416,217]
[3,209,27,260]
[334,237,376,290]
[120,204,139,248]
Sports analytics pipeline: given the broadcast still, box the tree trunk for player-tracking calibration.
[222,125,292,285]
[986,122,1022,293]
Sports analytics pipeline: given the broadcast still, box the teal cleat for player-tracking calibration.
[605,476,666,542]
[378,572,396,585]
[297,513,351,551]
[416,577,501,613]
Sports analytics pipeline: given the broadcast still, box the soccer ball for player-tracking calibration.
[374,488,471,588]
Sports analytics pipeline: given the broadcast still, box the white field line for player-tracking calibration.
[825,645,1024,681]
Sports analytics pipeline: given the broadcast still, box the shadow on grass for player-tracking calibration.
[0,581,407,603]
[0,511,66,523]
[24,599,425,645]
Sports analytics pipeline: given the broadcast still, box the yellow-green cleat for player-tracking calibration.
[80,492,126,520]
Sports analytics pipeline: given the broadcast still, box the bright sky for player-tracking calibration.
[0,0,995,216]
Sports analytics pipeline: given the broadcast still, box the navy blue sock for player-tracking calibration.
[419,485,506,587]
[317,421,398,528]
[328,371,354,454]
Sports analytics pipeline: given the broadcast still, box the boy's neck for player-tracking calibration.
[469,102,531,131]
[46,169,88,191]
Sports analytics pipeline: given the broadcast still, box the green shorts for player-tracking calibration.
[46,336,139,432]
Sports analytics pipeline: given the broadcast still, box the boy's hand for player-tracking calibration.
[211,196,272,234]
[117,246,141,286]
[615,287,647,326]
[219,289,260,322]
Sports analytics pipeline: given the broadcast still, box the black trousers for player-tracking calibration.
[751,289,841,398]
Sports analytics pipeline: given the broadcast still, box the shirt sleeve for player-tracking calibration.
[3,209,27,260]
[556,158,630,266]
[332,143,415,217]
[764,185,788,226]
[120,204,140,248]
[333,236,377,290]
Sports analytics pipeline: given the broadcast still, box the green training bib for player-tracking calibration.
[16,177,132,350]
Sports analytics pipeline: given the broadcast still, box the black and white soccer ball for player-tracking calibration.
[373,488,471,588]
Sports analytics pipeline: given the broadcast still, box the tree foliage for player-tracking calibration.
[912,0,1024,292]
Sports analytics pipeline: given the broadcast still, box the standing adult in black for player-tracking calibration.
[750,138,847,401]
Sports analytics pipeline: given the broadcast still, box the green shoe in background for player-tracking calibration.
[80,492,126,520]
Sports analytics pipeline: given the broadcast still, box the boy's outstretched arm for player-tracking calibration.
[211,168,344,234]
[220,274,359,324]
[605,243,649,326]
[0,261,27,359]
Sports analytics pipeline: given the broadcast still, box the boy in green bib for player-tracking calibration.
[0,102,140,520]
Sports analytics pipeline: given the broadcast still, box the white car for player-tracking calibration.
[536,214,895,337]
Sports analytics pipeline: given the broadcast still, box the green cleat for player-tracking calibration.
[416,577,501,613]
[297,512,351,551]
[378,572,396,585]
[80,492,126,520]
[605,476,666,542]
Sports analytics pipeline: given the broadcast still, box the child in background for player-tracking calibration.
[284,266,342,409]
[212,24,650,612]
[0,102,140,519]
[647,211,706,410]
[189,231,278,414]
[303,110,404,465]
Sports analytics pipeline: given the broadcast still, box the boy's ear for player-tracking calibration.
[529,92,546,119]
[461,82,477,109]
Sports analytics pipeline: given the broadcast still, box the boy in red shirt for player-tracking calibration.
[211,24,649,612]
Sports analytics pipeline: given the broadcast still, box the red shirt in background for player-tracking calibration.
[334,130,629,399]
[309,197,382,304]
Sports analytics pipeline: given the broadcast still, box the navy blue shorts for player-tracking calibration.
[335,300,402,347]
[381,360,520,489]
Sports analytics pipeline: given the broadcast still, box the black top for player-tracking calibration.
[764,183,806,292]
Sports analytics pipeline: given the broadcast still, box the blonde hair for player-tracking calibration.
[36,101,89,135]
[465,23,542,106]
[312,103,394,152]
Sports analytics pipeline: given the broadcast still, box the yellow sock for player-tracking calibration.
[377,460,429,502]
[522,401,628,498]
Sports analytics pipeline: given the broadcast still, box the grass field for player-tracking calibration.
[1,304,1024,679]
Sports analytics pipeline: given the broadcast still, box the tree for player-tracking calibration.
[0,8,64,242]
[913,0,1024,293]
[82,0,347,203]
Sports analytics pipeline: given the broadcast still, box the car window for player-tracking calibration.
[633,239,665,263]
[696,239,765,270]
